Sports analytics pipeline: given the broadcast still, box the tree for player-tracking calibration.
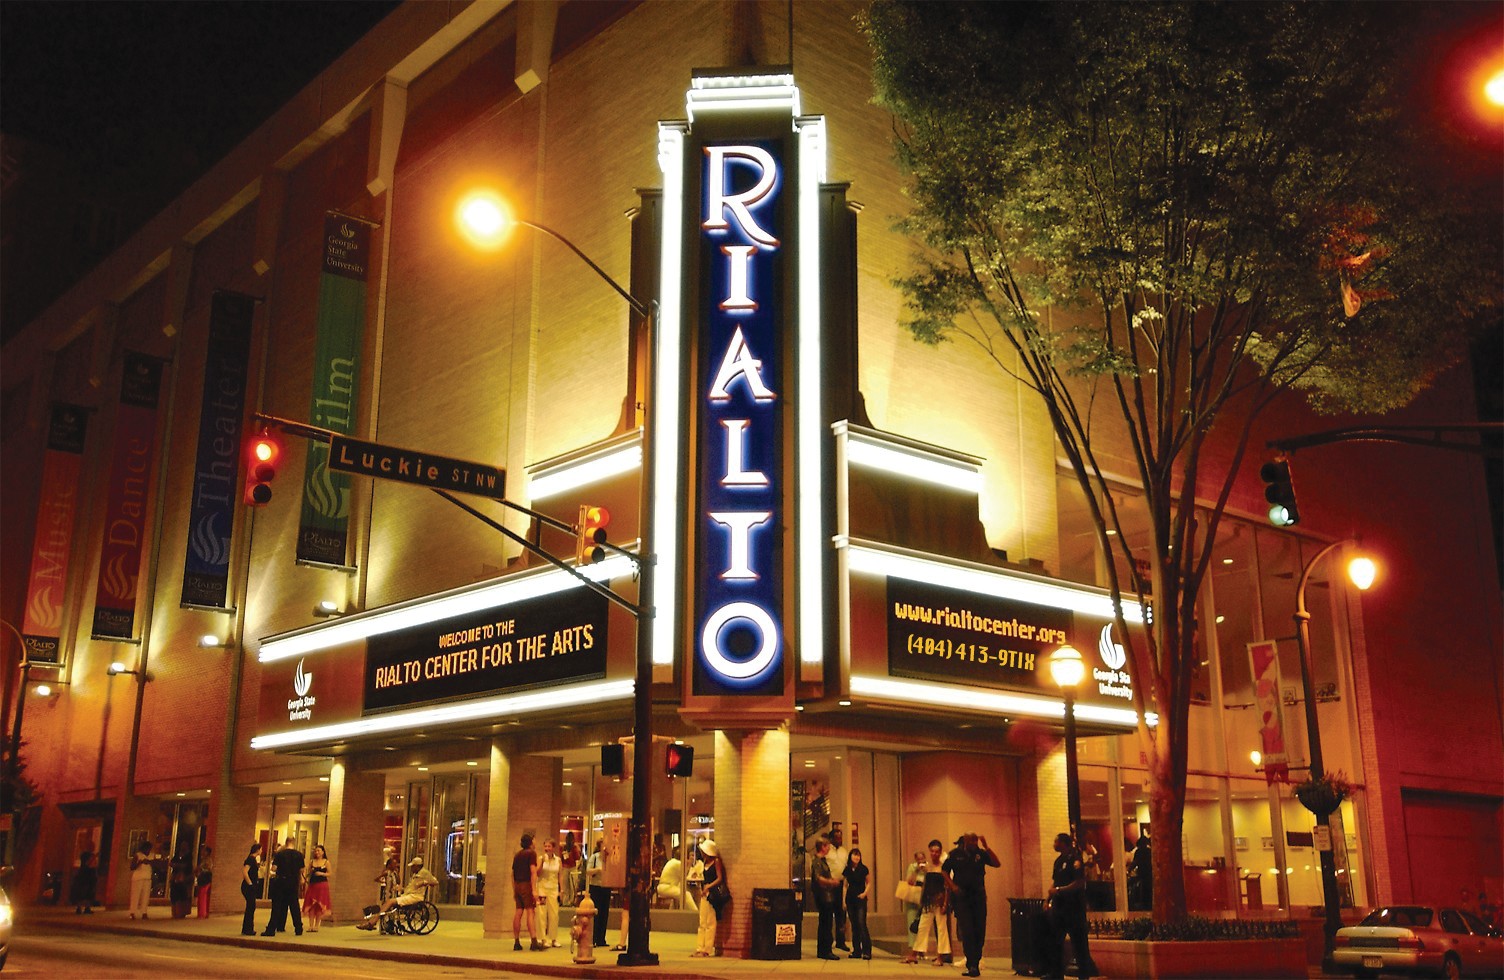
[865,0,1501,922]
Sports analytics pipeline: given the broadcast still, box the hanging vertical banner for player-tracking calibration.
[92,352,166,640]
[296,213,369,566]
[20,403,89,663]
[1247,639,1290,784]
[181,291,255,609]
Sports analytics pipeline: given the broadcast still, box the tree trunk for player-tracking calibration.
[1149,743,1188,923]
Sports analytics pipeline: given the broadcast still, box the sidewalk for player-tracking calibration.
[26,907,1000,979]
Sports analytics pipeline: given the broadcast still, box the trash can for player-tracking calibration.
[40,870,62,904]
[750,887,801,960]
[1008,897,1048,977]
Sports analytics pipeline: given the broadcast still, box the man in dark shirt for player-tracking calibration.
[512,833,541,951]
[811,837,841,960]
[943,832,1001,977]
[1044,833,1095,979]
[262,838,305,936]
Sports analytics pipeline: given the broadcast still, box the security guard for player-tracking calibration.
[1044,832,1095,979]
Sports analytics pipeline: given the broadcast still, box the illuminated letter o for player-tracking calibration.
[700,601,779,680]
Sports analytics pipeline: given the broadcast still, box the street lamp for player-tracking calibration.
[1050,645,1086,836]
[456,192,659,967]
[1294,540,1376,972]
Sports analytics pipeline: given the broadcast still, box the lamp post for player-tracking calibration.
[1050,645,1086,837]
[1293,540,1375,972]
[457,192,659,967]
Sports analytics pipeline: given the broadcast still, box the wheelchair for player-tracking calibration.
[368,898,440,935]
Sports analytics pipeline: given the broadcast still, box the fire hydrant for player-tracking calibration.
[572,892,597,964]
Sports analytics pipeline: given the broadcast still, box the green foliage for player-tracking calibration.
[866,0,1499,414]
[1095,915,1303,942]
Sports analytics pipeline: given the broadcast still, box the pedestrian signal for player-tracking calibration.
[665,743,694,778]
[1260,459,1300,526]
[244,429,283,506]
[576,505,610,564]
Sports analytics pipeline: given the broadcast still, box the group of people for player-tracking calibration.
[110,840,217,920]
[239,839,335,936]
[894,832,1000,977]
[810,826,873,962]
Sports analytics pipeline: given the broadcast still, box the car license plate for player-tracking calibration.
[1362,956,1384,969]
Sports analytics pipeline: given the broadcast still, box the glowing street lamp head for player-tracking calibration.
[456,190,515,251]
[1346,555,1378,591]
[1487,68,1504,108]
[1050,645,1086,690]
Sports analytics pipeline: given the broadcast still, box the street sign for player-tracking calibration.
[328,434,505,498]
[1313,825,1333,852]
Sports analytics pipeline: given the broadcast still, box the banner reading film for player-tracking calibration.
[296,213,370,566]
[1247,639,1290,784]
[20,404,89,663]
[92,352,166,640]
[181,291,255,609]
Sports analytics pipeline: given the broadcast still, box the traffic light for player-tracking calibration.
[576,504,610,564]
[601,743,625,777]
[1260,458,1300,526]
[665,743,694,778]
[243,428,283,506]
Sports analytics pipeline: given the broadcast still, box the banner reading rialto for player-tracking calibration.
[181,291,255,609]
[92,352,166,640]
[297,213,370,566]
[21,403,89,663]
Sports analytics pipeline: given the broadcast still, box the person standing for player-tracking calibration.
[586,840,611,949]
[902,849,925,935]
[903,838,954,965]
[240,843,263,936]
[537,838,562,948]
[69,850,97,914]
[169,848,194,918]
[559,831,580,907]
[945,833,1001,977]
[128,841,155,919]
[1045,833,1095,980]
[511,833,541,951]
[811,837,841,961]
[302,844,333,932]
[195,846,214,918]
[842,847,872,960]
[1127,827,1152,911]
[693,839,726,957]
[263,837,305,936]
[827,826,850,951]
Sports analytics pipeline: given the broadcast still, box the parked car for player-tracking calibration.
[0,875,11,971]
[1334,905,1504,979]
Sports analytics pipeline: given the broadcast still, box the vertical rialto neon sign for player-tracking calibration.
[693,142,784,695]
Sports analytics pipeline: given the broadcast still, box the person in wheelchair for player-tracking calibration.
[357,857,438,930]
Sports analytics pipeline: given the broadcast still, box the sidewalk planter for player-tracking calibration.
[1089,936,1308,978]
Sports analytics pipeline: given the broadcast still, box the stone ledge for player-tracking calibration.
[1090,936,1307,978]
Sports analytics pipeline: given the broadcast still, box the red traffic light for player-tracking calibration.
[244,429,283,506]
[576,505,610,564]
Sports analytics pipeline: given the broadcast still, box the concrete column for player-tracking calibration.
[208,783,259,916]
[482,738,512,938]
[1031,742,1068,896]
[323,761,386,923]
[714,726,790,958]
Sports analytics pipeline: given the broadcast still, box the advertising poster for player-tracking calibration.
[20,403,89,662]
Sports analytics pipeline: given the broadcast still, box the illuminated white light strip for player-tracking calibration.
[653,123,686,667]
[249,679,635,750]
[687,85,801,123]
[258,555,637,663]
[797,114,824,666]
[846,542,1145,624]
[850,674,1153,728]
[846,437,984,494]
[529,444,641,500]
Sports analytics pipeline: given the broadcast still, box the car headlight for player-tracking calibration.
[0,903,12,927]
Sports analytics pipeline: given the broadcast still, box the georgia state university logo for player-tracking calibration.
[294,658,313,697]
[1098,624,1127,671]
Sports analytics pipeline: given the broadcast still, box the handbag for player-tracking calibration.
[894,880,922,904]
[706,882,730,914]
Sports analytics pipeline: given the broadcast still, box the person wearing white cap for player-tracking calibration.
[357,856,437,929]
[693,839,727,957]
